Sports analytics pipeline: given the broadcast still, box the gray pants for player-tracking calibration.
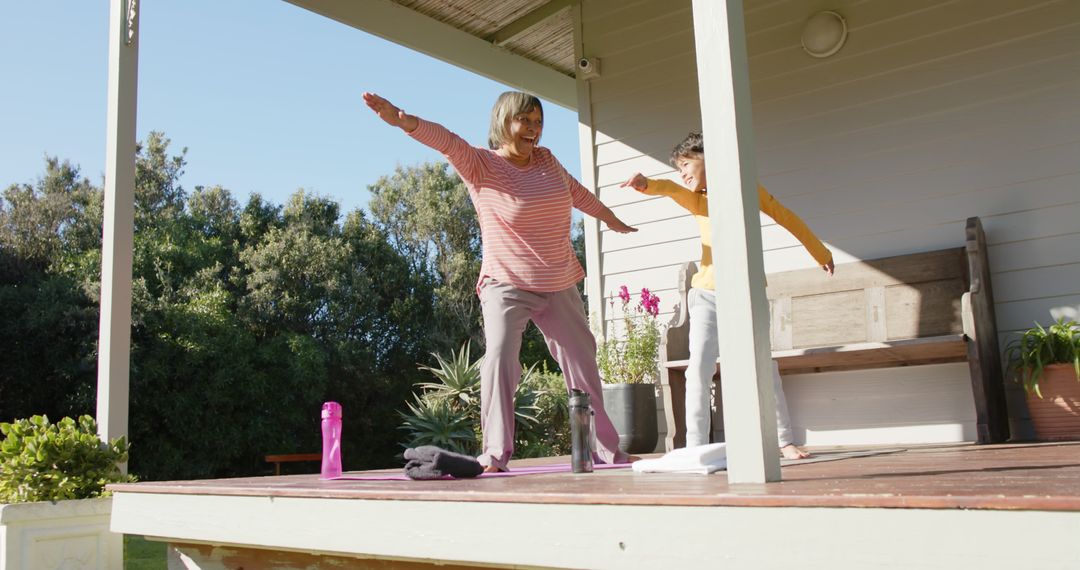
[478,278,628,470]
[686,287,795,448]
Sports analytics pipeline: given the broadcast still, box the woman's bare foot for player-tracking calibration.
[780,444,810,460]
[483,465,502,474]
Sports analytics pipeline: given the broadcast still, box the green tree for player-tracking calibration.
[0,159,100,422]
[368,163,482,349]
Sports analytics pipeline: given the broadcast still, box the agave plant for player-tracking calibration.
[1004,317,1080,398]
[415,342,481,409]
[399,343,559,456]
[397,396,479,456]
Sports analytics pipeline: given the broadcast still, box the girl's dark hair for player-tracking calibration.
[670,131,704,166]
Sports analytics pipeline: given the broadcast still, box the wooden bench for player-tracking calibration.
[265,453,321,476]
[658,216,1009,450]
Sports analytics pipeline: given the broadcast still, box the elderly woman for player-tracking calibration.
[363,91,638,472]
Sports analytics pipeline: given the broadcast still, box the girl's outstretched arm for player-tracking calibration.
[620,173,707,215]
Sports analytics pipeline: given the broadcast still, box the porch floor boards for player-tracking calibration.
[110,441,1080,512]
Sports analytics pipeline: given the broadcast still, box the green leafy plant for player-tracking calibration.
[399,342,565,458]
[0,415,136,504]
[597,285,662,384]
[514,367,571,457]
[1004,317,1080,398]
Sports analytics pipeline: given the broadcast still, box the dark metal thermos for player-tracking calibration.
[569,389,595,473]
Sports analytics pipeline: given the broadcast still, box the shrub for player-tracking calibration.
[514,368,571,458]
[0,415,135,503]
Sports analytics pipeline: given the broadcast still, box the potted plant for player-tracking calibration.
[596,285,661,453]
[0,414,135,569]
[1004,317,1080,440]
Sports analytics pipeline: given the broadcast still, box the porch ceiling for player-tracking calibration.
[283,0,580,107]
[393,0,577,74]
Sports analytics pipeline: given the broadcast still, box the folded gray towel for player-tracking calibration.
[403,446,483,480]
[403,445,439,463]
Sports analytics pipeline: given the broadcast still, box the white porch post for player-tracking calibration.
[691,0,780,483]
[97,0,139,455]
[570,4,604,326]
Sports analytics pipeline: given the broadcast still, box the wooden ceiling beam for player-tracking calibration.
[485,0,579,46]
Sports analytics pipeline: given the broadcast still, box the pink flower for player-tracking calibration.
[618,285,630,304]
[639,288,660,317]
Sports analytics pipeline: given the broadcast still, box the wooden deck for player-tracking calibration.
[110,442,1080,569]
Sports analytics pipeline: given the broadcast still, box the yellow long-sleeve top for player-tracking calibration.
[643,179,833,290]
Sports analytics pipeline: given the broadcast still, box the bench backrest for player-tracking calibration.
[766,248,968,351]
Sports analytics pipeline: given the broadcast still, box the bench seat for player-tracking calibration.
[665,334,968,375]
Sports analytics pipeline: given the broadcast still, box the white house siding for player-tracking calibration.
[580,0,1080,446]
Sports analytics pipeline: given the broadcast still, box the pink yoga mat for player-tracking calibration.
[332,462,631,481]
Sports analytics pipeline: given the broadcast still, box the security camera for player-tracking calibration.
[577,57,601,80]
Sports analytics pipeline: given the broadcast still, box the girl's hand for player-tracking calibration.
[362,92,418,132]
[619,173,649,193]
[822,260,835,276]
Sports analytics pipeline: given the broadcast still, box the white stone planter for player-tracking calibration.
[0,497,120,570]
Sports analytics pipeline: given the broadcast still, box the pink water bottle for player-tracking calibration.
[320,401,343,479]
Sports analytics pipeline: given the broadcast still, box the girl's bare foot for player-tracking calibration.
[483,465,502,474]
[780,444,810,460]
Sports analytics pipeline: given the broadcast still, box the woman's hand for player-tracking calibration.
[595,206,637,234]
[607,220,638,233]
[605,216,638,234]
[619,173,649,193]
[363,92,419,132]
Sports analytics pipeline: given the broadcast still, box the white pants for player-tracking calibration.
[686,287,795,448]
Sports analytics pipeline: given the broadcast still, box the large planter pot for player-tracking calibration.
[0,497,120,570]
[1026,363,1080,441]
[602,383,659,454]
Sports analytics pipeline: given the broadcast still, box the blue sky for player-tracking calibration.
[0,1,582,215]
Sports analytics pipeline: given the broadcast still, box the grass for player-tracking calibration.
[125,534,167,570]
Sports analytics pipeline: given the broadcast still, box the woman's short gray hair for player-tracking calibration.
[488,91,543,150]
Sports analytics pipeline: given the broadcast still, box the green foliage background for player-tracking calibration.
[0,133,584,480]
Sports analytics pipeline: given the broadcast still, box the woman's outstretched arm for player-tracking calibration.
[363,92,418,132]
[363,91,486,185]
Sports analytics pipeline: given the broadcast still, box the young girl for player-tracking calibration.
[622,132,834,459]
[364,91,638,471]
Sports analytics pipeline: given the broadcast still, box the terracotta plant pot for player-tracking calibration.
[1026,364,1080,441]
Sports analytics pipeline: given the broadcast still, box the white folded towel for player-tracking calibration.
[632,442,727,474]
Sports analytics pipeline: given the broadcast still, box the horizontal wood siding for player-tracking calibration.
[581,0,700,330]
[580,0,1079,444]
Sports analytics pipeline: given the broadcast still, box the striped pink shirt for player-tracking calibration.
[410,118,605,293]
